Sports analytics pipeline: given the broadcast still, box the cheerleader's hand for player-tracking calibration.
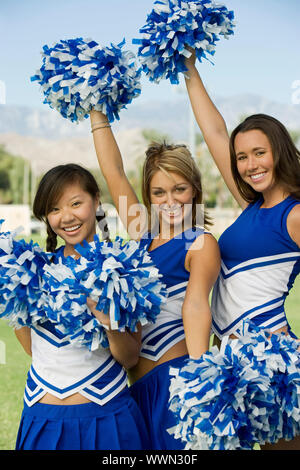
[87,298,111,330]
[185,46,196,69]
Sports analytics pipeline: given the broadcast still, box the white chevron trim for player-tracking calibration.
[221,252,300,276]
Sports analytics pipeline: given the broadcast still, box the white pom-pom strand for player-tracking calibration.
[133,0,235,84]
[31,38,142,122]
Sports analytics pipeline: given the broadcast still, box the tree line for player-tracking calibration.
[1,128,300,208]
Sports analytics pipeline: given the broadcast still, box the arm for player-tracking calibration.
[87,298,141,369]
[14,327,32,356]
[90,110,147,239]
[182,234,221,359]
[184,53,247,209]
[287,204,300,248]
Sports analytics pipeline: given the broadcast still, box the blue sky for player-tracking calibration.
[0,0,299,108]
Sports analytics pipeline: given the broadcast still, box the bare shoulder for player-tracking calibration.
[287,203,300,247]
[185,232,220,270]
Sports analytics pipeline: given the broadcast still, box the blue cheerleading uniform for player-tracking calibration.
[16,247,150,451]
[212,196,300,338]
[130,226,209,450]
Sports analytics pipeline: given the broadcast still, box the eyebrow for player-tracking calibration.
[236,147,266,156]
[52,194,83,206]
[151,183,188,189]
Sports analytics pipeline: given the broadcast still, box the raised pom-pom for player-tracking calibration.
[42,236,167,350]
[168,321,300,450]
[31,38,142,122]
[0,221,50,328]
[133,0,235,84]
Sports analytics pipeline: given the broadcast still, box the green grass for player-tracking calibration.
[0,323,31,450]
[0,259,299,449]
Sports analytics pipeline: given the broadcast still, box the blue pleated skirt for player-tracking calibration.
[16,387,150,450]
[130,355,189,450]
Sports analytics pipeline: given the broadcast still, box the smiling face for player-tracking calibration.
[149,169,195,235]
[47,182,99,256]
[234,129,285,201]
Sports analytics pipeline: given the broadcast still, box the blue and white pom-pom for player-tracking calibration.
[133,0,235,84]
[0,221,50,329]
[168,321,300,450]
[31,38,142,122]
[41,236,167,350]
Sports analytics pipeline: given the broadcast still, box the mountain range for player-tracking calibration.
[0,93,299,173]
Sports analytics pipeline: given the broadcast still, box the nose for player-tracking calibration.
[166,192,176,206]
[247,154,259,172]
[60,208,76,224]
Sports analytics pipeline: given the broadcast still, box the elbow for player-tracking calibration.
[14,327,32,356]
[112,343,140,370]
[24,345,32,357]
[122,350,140,370]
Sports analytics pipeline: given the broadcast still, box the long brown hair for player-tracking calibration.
[33,163,110,252]
[141,142,212,231]
[229,114,300,203]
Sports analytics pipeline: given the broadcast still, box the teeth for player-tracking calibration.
[63,225,81,232]
[250,173,266,180]
[163,210,181,216]
[161,204,182,215]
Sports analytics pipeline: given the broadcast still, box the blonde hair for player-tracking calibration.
[141,142,212,230]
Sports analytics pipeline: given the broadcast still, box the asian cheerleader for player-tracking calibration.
[14,163,151,450]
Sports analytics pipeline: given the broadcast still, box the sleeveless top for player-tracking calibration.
[211,196,300,339]
[138,227,208,361]
[24,247,128,407]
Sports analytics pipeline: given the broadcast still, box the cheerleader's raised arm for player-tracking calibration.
[184,52,246,209]
[90,109,147,240]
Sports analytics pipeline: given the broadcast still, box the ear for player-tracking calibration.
[94,193,100,211]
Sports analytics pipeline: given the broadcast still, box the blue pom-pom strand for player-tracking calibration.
[168,321,300,450]
[0,221,51,328]
[31,38,142,122]
[41,236,167,350]
[133,0,235,84]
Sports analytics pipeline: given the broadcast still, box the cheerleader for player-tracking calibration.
[89,110,221,449]
[14,163,150,450]
[181,51,300,450]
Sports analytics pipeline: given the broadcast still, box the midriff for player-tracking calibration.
[39,392,91,405]
[128,338,188,385]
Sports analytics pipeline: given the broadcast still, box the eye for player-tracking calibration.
[152,190,164,196]
[49,207,59,213]
[175,187,186,192]
[256,151,265,157]
[72,201,81,207]
[237,155,247,161]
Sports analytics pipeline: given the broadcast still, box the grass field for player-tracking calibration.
[0,275,299,450]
